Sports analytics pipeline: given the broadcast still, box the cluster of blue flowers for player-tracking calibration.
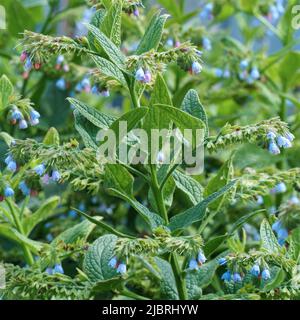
[199,2,214,21]
[272,220,288,246]
[10,106,41,129]
[250,263,271,280]
[270,182,287,194]
[19,181,31,196]
[5,154,17,173]
[266,0,285,24]
[108,256,127,275]
[238,59,260,84]
[214,68,231,79]
[55,55,70,72]
[267,131,294,155]
[33,163,61,184]
[46,264,64,275]
[188,251,207,270]
[20,51,41,79]
[135,67,152,83]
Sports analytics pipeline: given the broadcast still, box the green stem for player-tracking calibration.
[122,288,150,300]
[170,253,188,300]
[160,164,179,192]
[6,199,34,266]
[128,78,140,109]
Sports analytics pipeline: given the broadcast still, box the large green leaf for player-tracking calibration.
[154,257,179,300]
[260,219,281,253]
[23,196,60,236]
[181,89,208,137]
[173,170,203,205]
[43,127,60,146]
[136,11,169,54]
[86,23,126,69]
[149,74,173,107]
[0,75,13,110]
[101,0,122,46]
[83,234,119,282]
[168,180,237,231]
[68,98,116,129]
[91,56,127,87]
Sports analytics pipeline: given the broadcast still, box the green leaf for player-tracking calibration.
[0,75,14,110]
[104,164,134,197]
[230,209,264,235]
[203,234,228,257]
[168,180,237,231]
[91,277,123,294]
[52,219,97,245]
[186,258,219,299]
[109,107,149,147]
[86,23,126,69]
[23,196,60,236]
[204,158,234,211]
[68,98,116,129]
[101,0,122,46]
[88,9,106,52]
[149,74,173,107]
[136,12,169,55]
[74,110,99,150]
[153,257,179,300]
[83,234,119,282]
[43,127,60,146]
[0,132,14,146]
[156,0,181,18]
[173,170,203,205]
[278,51,300,88]
[108,188,164,230]
[260,219,281,253]
[263,268,285,292]
[91,56,127,86]
[181,89,209,137]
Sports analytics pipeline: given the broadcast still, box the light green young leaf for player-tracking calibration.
[154,257,179,300]
[168,180,237,231]
[260,219,281,253]
[173,170,203,205]
[74,111,99,150]
[83,234,120,282]
[101,0,122,46]
[136,12,169,54]
[91,55,127,87]
[43,127,60,146]
[68,98,116,129]
[86,23,126,69]
[181,89,209,137]
[88,9,106,52]
[0,75,14,110]
[23,196,60,236]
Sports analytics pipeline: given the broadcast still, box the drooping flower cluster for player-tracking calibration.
[238,59,260,84]
[108,256,127,275]
[267,131,294,155]
[33,163,61,184]
[199,2,214,21]
[266,0,285,24]
[45,264,65,275]
[188,251,207,270]
[250,263,271,280]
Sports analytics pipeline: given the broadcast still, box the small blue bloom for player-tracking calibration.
[166,38,174,47]
[192,61,202,75]
[289,196,300,205]
[68,210,77,218]
[24,58,32,71]
[57,55,64,65]
[46,234,54,242]
[277,136,292,148]
[239,59,249,70]
[277,228,288,241]
[19,181,30,196]
[46,267,53,275]
[221,270,231,281]
[214,68,223,78]
[53,264,64,274]
[197,251,206,264]
[271,182,287,194]
[116,263,127,274]
[56,78,67,91]
[19,119,28,130]
[269,5,279,21]
[135,67,145,82]
[268,141,280,155]
[51,170,61,182]
[250,264,260,277]
[91,85,99,95]
[272,220,282,233]
[223,69,231,78]
[218,258,227,266]
[30,118,39,126]
[256,195,264,205]
[261,269,271,280]
[4,186,14,198]
[250,67,260,80]
[108,257,118,269]
[189,258,198,270]
[200,3,213,20]
[11,109,23,120]
[34,164,46,176]
[101,89,110,97]
[30,109,41,121]
[144,70,152,83]
[285,132,295,142]
[202,37,212,51]
[267,131,277,140]
[233,272,242,282]
[7,160,17,172]
[5,154,13,165]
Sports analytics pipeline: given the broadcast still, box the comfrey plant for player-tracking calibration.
[0,0,300,300]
